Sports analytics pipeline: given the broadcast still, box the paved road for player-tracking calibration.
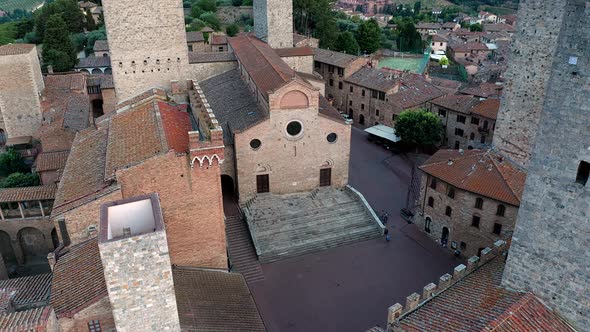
[249,127,461,332]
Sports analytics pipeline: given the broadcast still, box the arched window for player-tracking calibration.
[359,114,365,125]
[447,187,455,199]
[496,204,506,217]
[428,197,434,207]
[475,198,484,210]
[445,206,452,217]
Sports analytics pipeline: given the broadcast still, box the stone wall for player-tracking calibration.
[55,190,123,246]
[281,55,314,74]
[0,47,44,139]
[429,103,495,150]
[99,229,180,332]
[188,61,237,82]
[117,152,227,269]
[415,173,518,258]
[501,1,590,329]
[315,58,366,112]
[0,216,56,266]
[57,297,115,332]
[217,6,253,24]
[102,0,190,100]
[492,1,570,169]
[101,88,117,115]
[235,83,351,202]
[254,0,293,48]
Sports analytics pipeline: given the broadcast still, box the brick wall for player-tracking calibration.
[58,297,115,332]
[501,0,590,329]
[102,0,190,100]
[0,47,44,139]
[117,152,227,269]
[414,173,518,258]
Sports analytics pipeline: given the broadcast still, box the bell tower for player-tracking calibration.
[254,0,294,48]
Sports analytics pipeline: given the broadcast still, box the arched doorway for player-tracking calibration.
[91,68,102,75]
[0,231,16,266]
[349,109,353,121]
[92,99,104,118]
[424,217,432,233]
[441,227,449,246]
[359,114,365,125]
[17,227,47,263]
[51,228,59,249]
[221,175,235,196]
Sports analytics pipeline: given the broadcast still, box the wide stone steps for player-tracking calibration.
[225,215,264,283]
[259,224,381,263]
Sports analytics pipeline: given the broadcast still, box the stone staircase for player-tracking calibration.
[225,215,265,283]
[243,188,383,263]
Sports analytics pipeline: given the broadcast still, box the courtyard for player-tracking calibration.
[246,127,462,331]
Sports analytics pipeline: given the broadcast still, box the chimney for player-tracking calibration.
[57,218,71,247]
[47,252,56,271]
[47,65,53,74]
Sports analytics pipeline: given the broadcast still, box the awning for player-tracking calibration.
[364,125,401,143]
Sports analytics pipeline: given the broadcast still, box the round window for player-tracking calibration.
[250,139,262,150]
[327,133,338,143]
[286,121,303,137]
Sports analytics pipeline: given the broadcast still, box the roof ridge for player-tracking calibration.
[488,154,521,204]
[248,35,293,83]
[485,292,535,331]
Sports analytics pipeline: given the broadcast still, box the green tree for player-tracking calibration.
[394,110,444,146]
[0,173,40,189]
[34,0,85,41]
[439,56,449,66]
[469,23,483,32]
[355,19,381,54]
[42,14,77,72]
[413,1,421,13]
[191,6,204,19]
[232,0,243,6]
[294,0,338,49]
[397,20,423,53]
[199,12,220,31]
[195,0,217,12]
[0,148,27,177]
[85,26,106,54]
[226,23,239,37]
[335,31,359,55]
[85,9,97,31]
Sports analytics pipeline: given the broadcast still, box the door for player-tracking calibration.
[256,174,269,193]
[320,168,332,187]
[441,227,449,245]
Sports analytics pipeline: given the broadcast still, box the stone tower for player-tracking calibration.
[254,0,294,48]
[501,0,589,329]
[101,0,190,101]
[492,2,573,168]
[0,44,44,139]
[99,194,180,331]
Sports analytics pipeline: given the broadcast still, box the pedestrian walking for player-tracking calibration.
[384,228,391,243]
[383,212,389,224]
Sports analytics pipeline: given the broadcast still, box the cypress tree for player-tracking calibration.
[42,14,77,72]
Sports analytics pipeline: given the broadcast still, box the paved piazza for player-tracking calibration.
[248,127,462,331]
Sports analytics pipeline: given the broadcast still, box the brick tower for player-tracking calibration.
[101,0,190,101]
[254,0,294,48]
[0,44,44,140]
[501,0,589,329]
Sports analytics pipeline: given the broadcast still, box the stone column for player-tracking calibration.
[0,255,8,280]
[17,202,24,219]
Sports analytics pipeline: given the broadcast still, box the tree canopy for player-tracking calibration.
[35,0,85,41]
[335,31,359,55]
[294,0,339,49]
[355,19,381,54]
[42,14,77,72]
[0,149,28,177]
[394,110,444,146]
[397,20,423,53]
[0,173,40,189]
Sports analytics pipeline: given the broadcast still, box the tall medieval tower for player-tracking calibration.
[101,0,190,101]
[254,0,294,48]
[0,44,44,139]
[501,0,589,329]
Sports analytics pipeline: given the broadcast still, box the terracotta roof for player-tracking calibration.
[398,257,575,332]
[416,22,442,30]
[450,42,489,53]
[201,27,214,33]
[387,73,445,110]
[117,88,167,108]
[229,34,298,98]
[186,31,205,43]
[313,48,361,68]
[471,98,500,119]
[173,267,266,332]
[428,77,463,94]
[484,23,516,33]
[93,39,109,52]
[460,83,503,98]
[345,67,400,93]
[158,101,191,153]
[275,47,314,57]
[52,128,111,216]
[87,74,114,89]
[442,22,458,29]
[211,35,228,45]
[0,306,54,331]
[43,73,86,91]
[430,94,480,114]
[50,238,108,318]
[432,34,448,42]
[0,185,57,203]
[76,56,111,68]
[0,44,35,56]
[34,150,70,172]
[0,274,51,310]
[319,96,346,124]
[420,149,526,206]
[292,33,308,45]
[188,51,236,63]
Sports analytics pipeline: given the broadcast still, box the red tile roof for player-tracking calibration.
[471,98,500,120]
[211,35,228,45]
[275,47,315,57]
[0,185,57,203]
[398,257,575,332]
[158,101,191,153]
[420,149,526,206]
[0,273,51,310]
[0,44,35,56]
[50,238,108,318]
[0,306,54,331]
[460,83,503,98]
[34,150,70,172]
[430,95,480,114]
[450,42,489,53]
[186,31,205,43]
[229,34,298,98]
[388,74,445,111]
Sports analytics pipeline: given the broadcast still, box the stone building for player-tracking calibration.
[254,0,293,48]
[0,44,44,141]
[414,150,525,258]
[102,0,191,100]
[429,95,499,150]
[500,0,590,329]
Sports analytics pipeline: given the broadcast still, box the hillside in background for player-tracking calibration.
[0,0,45,13]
